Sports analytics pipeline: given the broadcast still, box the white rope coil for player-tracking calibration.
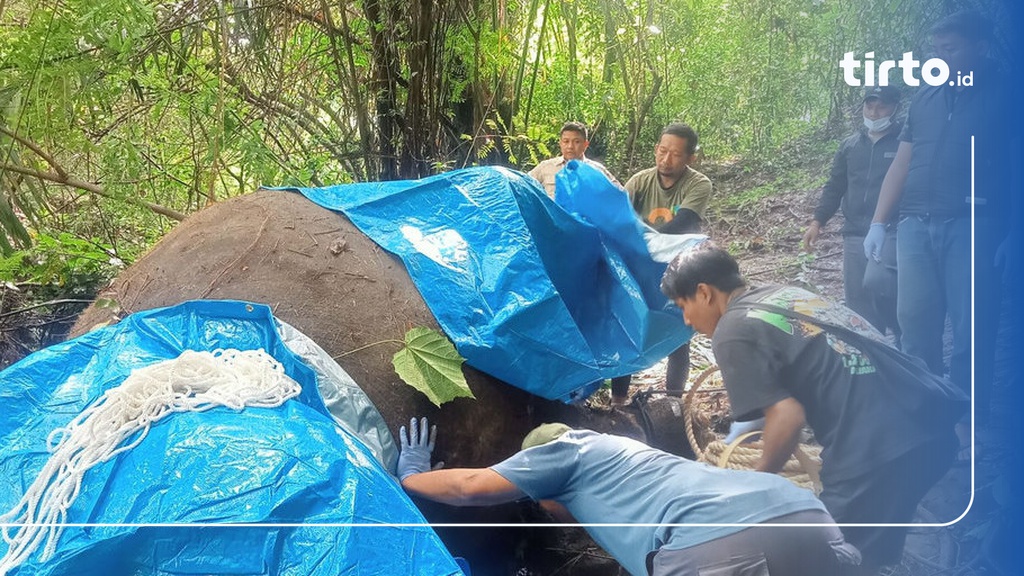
[0,348,301,575]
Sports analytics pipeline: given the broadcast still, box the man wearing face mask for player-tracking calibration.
[803,86,902,345]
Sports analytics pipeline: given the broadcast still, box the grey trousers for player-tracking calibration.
[843,234,899,340]
[647,510,860,576]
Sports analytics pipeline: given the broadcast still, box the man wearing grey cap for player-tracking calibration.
[803,85,902,344]
[397,417,860,576]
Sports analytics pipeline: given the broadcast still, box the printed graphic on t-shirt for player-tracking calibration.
[646,206,675,226]
[746,286,883,375]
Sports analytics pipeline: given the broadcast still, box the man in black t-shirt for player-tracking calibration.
[660,242,966,574]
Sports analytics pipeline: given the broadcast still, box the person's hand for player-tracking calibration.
[802,221,821,252]
[397,417,437,481]
[863,223,887,262]
[724,416,766,444]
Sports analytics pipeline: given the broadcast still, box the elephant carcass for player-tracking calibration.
[70,189,640,574]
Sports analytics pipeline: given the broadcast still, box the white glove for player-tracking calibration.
[863,223,887,262]
[724,417,766,444]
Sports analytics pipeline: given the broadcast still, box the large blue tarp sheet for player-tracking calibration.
[285,161,694,402]
[0,300,461,576]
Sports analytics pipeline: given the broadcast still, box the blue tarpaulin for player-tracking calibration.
[285,162,694,402]
[0,300,461,576]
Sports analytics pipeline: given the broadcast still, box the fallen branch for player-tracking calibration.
[0,313,83,333]
[0,126,67,179]
[746,265,793,279]
[812,249,843,260]
[0,125,186,221]
[0,163,186,221]
[0,299,94,320]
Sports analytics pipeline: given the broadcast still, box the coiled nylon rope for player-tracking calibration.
[0,348,301,575]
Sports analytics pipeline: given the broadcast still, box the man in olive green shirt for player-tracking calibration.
[625,123,713,233]
[613,123,712,404]
[528,121,619,198]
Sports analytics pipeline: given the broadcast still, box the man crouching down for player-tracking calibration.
[397,417,860,576]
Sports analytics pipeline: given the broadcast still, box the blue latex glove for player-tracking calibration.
[863,223,887,262]
[397,417,437,481]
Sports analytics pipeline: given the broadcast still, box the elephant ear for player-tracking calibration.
[393,327,475,407]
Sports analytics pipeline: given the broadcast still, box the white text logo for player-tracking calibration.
[840,52,973,87]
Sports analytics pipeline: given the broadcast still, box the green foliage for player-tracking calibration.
[724,169,827,210]
[392,327,475,407]
[0,232,122,294]
[0,196,31,255]
[725,182,780,210]
[0,0,1004,297]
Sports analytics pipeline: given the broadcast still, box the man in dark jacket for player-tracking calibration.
[804,86,902,341]
[864,10,1010,426]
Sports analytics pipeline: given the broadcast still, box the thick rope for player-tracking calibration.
[683,365,725,459]
[0,348,301,575]
[683,365,822,493]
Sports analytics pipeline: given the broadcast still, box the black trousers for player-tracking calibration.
[611,342,690,399]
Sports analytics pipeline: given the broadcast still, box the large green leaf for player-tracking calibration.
[392,327,474,407]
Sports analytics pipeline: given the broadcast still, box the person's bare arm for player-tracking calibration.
[402,468,525,507]
[755,397,806,474]
[871,141,912,224]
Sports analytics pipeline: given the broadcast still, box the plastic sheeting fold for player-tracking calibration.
[0,300,461,576]
[285,162,699,401]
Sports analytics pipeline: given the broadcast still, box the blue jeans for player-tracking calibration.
[896,215,1001,421]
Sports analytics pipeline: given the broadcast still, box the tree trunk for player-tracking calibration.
[564,0,578,118]
[333,3,375,181]
[364,0,401,181]
[401,0,435,178]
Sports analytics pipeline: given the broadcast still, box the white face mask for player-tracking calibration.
[863,115,892,133]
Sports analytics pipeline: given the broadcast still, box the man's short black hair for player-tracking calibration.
[661,242,746,300]
[929,10,993,43]
[560,121,589,140]
[660,123,699,155]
